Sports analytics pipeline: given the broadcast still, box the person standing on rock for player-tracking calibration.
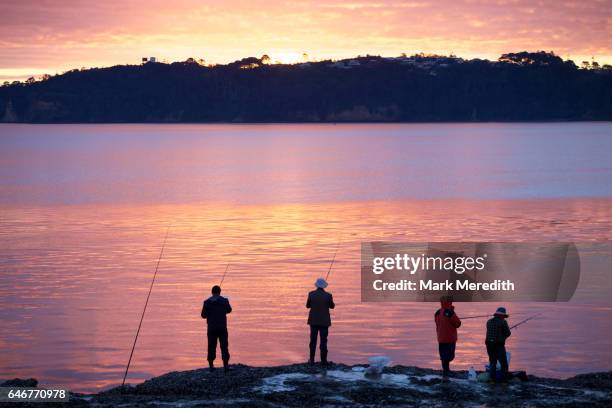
[485,307,511,382]
[306,278,335,365]
[434,295,462,379]
[201,285,232,373]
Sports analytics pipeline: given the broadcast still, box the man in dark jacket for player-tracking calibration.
[434,295,462,378]
[201,285,232,372]
[306,278,335,365]
[485,307,511,382]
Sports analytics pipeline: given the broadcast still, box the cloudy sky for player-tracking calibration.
[1,0,611,81]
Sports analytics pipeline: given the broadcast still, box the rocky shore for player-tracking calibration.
[3,363,612,407]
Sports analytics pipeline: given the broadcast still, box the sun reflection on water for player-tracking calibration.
[0,198,611,392]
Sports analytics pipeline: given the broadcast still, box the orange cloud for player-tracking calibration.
[0,0,611,81]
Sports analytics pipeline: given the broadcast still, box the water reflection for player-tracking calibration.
[1,123,612,206]
[1,199,611,392]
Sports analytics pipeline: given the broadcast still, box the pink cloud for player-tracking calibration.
[0,0,610,81]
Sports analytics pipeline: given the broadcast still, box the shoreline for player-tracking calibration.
[3,363,611,407]
[1,120,612,125]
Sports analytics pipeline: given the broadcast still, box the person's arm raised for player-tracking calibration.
[451,312,461,328]
[503,320,511,338]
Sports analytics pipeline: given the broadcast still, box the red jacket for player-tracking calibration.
[434,302,461,343]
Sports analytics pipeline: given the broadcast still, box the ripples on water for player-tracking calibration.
[1,200,611,391]
[0,124,611,392]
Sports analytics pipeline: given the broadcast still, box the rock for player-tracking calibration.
[24,365,612,407]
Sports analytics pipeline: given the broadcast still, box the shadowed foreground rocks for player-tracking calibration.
[2,364,612,407]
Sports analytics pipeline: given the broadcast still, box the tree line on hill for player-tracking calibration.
[1,51,611,123]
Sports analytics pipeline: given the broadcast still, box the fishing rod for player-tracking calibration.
[220,263,230,286]
[325,237,343,281]
[122,225,170,387]
[461,314,496,320]
[461,312,530,320]
[510,313,542,330]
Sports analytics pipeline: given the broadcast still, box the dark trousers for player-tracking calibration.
[486,341,508,382]
[438,342,456,374]
[309,325,329,362]
[207,327,230,364]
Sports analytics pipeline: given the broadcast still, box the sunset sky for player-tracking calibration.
[1,0,611,81]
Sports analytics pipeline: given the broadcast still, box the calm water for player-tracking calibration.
[1,123,611,392]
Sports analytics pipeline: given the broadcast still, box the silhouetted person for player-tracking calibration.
[486,307,511,382]
[434,295,461,379]
[201,285,232,373]
[306,278,335,365]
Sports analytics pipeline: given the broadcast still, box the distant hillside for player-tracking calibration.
[1,52,611,123]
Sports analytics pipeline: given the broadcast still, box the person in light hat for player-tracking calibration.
[485,307,511,382]
[306,278,335,365]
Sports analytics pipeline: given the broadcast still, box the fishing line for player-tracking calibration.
[122,225,170,387]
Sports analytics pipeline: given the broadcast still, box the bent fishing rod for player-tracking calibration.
[510,312,542,330]
[122,225,170,387]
